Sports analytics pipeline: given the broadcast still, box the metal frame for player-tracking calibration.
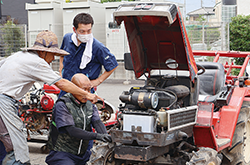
[193,50,250,151]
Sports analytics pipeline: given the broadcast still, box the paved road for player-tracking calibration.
[28,79,144,165]
[28,142,47,165]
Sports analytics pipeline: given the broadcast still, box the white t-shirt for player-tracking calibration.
[0,51,62,100]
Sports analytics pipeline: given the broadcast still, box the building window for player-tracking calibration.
[222,5,236,22]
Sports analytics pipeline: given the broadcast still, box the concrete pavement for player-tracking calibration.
[28,142,47,165]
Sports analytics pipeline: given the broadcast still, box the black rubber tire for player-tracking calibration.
[40,144,50,154]
[187,147,222,165]
[222,101,250,165]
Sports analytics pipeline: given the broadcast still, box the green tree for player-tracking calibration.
[1,20,25,56]
[229,15,250,75]
[197,15,206,23]
[230,15,250,64]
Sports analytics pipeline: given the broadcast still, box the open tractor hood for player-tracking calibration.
[114,3,198,81]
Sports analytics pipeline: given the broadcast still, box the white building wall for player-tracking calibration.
[62,4,90,35]
[61,1,105,45]
[90,2,106,45]
[237,0,250,16]
[26,2,63,47]
[104,2,129,60]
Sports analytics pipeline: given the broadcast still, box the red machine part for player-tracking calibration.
[43,84,60,94]
[193,51,250,152]
[41,94,54,110]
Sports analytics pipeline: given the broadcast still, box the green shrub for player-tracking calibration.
[1,21,25,56]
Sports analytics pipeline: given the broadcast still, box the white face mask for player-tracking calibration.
[77,33,92,43]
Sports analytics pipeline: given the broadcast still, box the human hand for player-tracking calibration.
[96,133,112,143]
[86,93,104,104]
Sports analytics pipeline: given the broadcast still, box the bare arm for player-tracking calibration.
[90,66,117,87]
[59,56,64,77]
[55,78,103,103]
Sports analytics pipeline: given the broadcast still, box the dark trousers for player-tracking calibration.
[0,141,7,165]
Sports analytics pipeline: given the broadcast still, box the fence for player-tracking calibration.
[0,21,231,78]
[185,21,230,63]
[0,24,27,57]
[186,21,230,52]
[0,21,230,55]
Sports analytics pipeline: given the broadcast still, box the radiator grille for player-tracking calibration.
[167,106,197,131]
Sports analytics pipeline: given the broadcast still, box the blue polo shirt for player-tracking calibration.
[59,33,118,97]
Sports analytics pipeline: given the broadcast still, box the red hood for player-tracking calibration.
[114,3,197,81]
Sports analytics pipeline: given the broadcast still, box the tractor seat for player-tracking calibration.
[197,62,225,102]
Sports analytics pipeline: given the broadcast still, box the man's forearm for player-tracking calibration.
[55,79,89,96]
[100,67,117,82]
[92,119,107,134]
[59,56,64,76]
[55,78,102,103]
[91,67,117,87]
[61,126,97,140]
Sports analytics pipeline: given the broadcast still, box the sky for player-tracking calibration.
[170,0,216,14]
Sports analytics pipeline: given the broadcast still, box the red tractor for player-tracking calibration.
[87,2,250,165]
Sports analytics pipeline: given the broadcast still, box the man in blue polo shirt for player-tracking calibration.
[57,12,117,163]
[58,13,118,97]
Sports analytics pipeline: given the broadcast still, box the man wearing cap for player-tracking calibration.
[45,73,111,165]
[58,13,118,97]
[0,30,102,165]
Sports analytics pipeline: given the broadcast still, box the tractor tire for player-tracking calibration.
[187,147,222,165]
[222,101,250,165]
[86,143,119,165]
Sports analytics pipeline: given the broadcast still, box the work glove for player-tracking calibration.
[96,133,112,143]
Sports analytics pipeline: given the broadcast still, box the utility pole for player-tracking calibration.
[184,0,186,25]
[201,0,203,7]
[0,0,2,21]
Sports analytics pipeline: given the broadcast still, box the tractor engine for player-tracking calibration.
[40,95,54,111]
[119,76,191,133]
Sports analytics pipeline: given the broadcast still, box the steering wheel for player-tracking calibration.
[197,64,205,75]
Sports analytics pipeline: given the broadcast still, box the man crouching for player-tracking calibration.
[46,73,111,165]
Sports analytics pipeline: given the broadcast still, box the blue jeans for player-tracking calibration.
[2,151,30,165]
[0,141,7,165]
